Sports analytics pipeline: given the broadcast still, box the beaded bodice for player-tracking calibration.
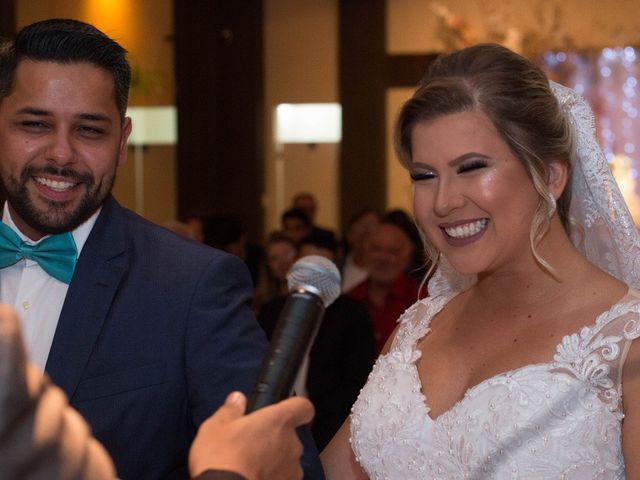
[350,289,640,479]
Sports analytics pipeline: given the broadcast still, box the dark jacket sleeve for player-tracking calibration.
[185,254,325,479]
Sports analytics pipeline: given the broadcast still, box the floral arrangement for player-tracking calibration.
[430,1,573,57]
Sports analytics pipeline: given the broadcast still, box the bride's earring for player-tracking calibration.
[547,192,557,218]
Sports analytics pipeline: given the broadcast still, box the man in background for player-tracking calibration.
[346,220,424,352]
[201,214,263,286]
[0,19,322,479]
[290,192,336,245]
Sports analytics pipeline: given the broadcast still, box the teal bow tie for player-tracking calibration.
[0,222,77,284]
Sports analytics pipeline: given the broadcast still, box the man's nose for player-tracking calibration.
[45,130,76,165]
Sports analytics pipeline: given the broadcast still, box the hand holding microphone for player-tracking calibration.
[190,391,314,480]
[247,255,341,412]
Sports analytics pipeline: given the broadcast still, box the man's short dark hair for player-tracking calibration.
[300,229,339,255]
[0,18,131,117]
[281,208,311,227]
[201,214,244,250]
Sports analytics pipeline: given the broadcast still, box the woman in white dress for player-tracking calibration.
[321,43,640,479]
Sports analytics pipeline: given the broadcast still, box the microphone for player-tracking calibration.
[247,255,341,412]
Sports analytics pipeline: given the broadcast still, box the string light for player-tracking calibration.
[542,47,640,224]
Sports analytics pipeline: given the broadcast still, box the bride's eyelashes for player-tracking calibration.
[457,159,488,174]
[409,159,489,182]
[410,170,436,182]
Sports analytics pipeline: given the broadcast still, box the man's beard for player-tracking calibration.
[0,164,115,235]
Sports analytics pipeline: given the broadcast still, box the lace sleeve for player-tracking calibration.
[550,292,640,414]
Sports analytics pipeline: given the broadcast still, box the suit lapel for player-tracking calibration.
[45,197,128,400]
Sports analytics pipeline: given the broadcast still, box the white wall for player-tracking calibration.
[263,0,339,236]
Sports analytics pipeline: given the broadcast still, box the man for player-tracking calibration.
[0,303,313,480]
[200,214,263,286]
[290,192,336,246]
[281,207,313,244]
[346,220,425,352]
[0,19,322,479]
[257,231,376,450]
[291,192,318,222]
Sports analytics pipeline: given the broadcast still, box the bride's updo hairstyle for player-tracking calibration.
[395,43,574,273]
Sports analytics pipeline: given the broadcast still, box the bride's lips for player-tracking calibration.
[439,218,489,246]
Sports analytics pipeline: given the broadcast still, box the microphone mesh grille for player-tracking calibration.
[287,255,342,307]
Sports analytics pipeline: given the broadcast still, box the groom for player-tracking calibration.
[0,18,322,479]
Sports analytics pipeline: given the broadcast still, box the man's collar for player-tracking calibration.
[2,202,102,258]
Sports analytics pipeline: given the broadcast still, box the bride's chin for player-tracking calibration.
[444,258,487,277]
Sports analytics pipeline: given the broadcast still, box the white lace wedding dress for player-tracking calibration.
[350,289,640,479]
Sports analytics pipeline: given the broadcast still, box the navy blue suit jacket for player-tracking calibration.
[44,197,323,479]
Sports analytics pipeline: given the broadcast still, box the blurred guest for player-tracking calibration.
[384,209,429,281]
[291,192,336,238]
[340,208,380,292]
[185,216,205,243]
[257,231,376,450]
[254,232,298,310]
[201,215,263,286]
[291,192,318,221]
[346,221,425,352]
[202,215,246,257]
[281,208,313,244]
[291,192,337,245]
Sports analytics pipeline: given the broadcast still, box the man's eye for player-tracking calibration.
[20,121,48,130]
[457,160,487,174]
[78,126,105,137]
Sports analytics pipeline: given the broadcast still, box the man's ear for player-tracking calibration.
[548,160,569,200]
[118,116,132,166]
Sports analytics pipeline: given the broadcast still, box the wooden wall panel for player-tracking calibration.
[0,0,15,38]
[338,0,434,229]
[174,1,264,241]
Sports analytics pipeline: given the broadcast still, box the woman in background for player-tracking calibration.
[253,232,297,311]
[340,208,380,292]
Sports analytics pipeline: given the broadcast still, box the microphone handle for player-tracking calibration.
[247,290,325,412]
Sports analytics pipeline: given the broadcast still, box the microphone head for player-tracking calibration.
[287,255,341,307]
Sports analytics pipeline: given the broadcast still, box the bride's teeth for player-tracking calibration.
[35,177,75,192]
[445,219,488,238]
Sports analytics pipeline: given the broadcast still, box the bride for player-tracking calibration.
[321,43,640,479]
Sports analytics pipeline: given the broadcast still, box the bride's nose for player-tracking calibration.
[433,178,465,217]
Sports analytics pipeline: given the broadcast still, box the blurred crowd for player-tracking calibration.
[164,192,429,449]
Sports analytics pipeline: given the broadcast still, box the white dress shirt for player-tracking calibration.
[0,203,99,371]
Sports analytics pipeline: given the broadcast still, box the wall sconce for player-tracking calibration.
[126,106,177,215]
[274,103,342,216]
[276,103,342,144]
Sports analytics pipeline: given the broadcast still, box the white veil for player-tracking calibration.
[427,81,640,297]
